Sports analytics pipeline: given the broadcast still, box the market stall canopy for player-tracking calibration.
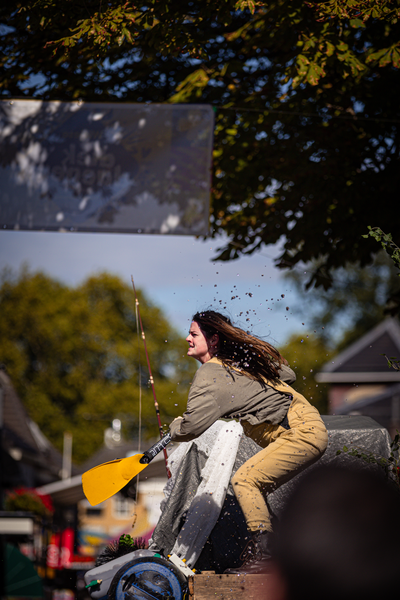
[4,543,43,598]
[36,475,86,506]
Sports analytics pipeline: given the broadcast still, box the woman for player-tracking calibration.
[169,310,328,574]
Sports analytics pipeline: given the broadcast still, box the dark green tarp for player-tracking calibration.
[5,543,44,597]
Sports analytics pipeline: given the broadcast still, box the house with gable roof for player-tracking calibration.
[316,318,400,437]
[0,365,65,490]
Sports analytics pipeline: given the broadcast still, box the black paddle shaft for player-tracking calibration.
[139,432,172,464]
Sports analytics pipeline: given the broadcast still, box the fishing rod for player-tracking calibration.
[131,276,171,479]
[82,280,174,506]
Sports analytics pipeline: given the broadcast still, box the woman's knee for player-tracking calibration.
[232,464,260,490]
[231,467,246,488]
[318,427,329,455]
[310,421,329,455]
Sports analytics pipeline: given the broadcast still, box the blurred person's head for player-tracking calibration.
[270,465,400,600]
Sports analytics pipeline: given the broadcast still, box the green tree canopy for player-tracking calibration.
[281,334,331,414]
[283,251,400,352]
[0,269,196,464]
[1,1,399,289]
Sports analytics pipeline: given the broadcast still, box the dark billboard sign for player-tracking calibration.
[0,100,213,235]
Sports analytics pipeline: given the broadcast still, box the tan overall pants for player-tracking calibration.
[231,382,328,533]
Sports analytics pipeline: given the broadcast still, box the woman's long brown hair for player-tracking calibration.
[192,310,286,383]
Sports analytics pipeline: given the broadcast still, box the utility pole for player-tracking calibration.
[62,432,73,480]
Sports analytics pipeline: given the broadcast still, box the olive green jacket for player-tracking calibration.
[170,358,297,442]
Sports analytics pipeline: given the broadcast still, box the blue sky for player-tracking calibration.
[0,229,309,347]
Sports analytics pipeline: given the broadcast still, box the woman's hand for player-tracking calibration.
[169,416,184,440]
[170,416,183,428]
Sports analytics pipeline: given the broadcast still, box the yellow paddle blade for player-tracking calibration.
[82,454,148,506]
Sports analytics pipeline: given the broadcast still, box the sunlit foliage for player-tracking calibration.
[0,268,196,464]
[0,1,399,290]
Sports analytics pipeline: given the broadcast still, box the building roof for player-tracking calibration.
[1,367,41,453]
[316,319,400,383]
[36,475,85,506]
[0,366,64,486]
[334,382,400,433]
[336,382,400,413]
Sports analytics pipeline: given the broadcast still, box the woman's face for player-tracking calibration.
[186,321,215,364]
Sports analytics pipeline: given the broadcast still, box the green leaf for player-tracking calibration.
[235,0,256,14]
[325,41,335,57]
[366,47,390,64]
[168,68,210,103]
[349,18,364,28]
[392,48,400,68]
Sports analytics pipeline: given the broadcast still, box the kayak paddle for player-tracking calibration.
[82,433,172,506]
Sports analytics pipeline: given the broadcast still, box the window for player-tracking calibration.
[113,496,135,519]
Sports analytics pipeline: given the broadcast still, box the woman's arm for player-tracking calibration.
[169,370,221,442]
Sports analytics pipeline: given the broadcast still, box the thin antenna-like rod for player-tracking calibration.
[134,297,142,506]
